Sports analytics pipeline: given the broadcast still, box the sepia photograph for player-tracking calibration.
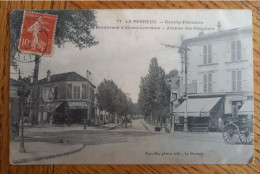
[10,9,253,164]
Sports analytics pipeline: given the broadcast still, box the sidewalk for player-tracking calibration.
[140,120,166,134]
[23,123,121,134]
[141,120,223,140]
[98,123,122,130]
[10,141,84,164]
[172,131,223,140]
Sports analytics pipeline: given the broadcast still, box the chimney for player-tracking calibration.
[217,21,221,32]
[47,70,51,82]
[86,70,92,81]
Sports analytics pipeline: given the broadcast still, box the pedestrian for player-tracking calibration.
[218,117,224,131]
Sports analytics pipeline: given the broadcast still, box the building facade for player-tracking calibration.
[172,25,253,131]
[38,70,96,125]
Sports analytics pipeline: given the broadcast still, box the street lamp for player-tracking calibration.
[17,76,30,153]
[83,103,87,129]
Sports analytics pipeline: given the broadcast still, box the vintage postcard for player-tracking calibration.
[10,9,253,164]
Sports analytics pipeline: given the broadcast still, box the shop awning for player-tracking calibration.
[39,102,63,112]
[68,102,88,109]
[239,100,253,115]
[173,97,221,117]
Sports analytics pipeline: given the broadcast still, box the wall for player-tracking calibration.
[179,29,253,97]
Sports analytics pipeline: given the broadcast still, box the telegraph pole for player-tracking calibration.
[31,55,40,125]
[161,44,190,132]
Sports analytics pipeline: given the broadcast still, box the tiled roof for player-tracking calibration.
[38,72,95,87]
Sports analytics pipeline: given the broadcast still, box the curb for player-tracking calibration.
[108,123,123,130]
[11,144,85,164]
[140,120,154,133]
[141,120,166,134]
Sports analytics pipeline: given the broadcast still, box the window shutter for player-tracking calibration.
[237,70,242,91]
[66,84,72,99]
[203,45,207,65]
[87,85,89,99]
[231,41,236,61]
[82,84,86,99]
[208,44,212,64]
[73,86,76,99]
[58,85,66,99]
[54,87,58,100]
[208,73,212,92]
[232,71,236,91]
[203,73,207,93]
[237,40,241,60]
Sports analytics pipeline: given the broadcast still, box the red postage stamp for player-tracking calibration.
[18,11,58,56]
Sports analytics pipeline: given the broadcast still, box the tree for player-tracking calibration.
[96,79,119,124]
[165,69,179,79]
[11,10,98,66]
[96,79,136,127]
[138,58,169,126]
[11,10,98,124]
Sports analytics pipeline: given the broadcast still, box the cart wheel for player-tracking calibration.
[239,128,253,144]
[222,123,240,144]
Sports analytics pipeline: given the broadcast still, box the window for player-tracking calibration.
[42,87,46,100]
[73,86,81,99]
[86,85,89,99]
[231,40,241,61]
[232,70,242,91]
[82,84,87,99]
[58,85,66,99]
[203,44,212,65]
[203,73,212,93]
[54,87,58,100]
[66,84,72,99]
[90,88,94,101]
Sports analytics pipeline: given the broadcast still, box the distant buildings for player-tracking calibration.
[171,24,253,131]
[38,70,96,125]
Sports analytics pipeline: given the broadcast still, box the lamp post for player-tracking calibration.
[83,103,87,129]
[17,74,30,153]
[162,43,190,132]
[183,47,189,132]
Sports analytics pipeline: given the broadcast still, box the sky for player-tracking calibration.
[11,10,252,103]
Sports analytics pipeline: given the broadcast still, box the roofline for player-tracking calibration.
[187,91,253,98]
[38,72,96,88]
[39,80,96,88]
[179,26,252,51]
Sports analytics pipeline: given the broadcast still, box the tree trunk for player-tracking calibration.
[160,115,162,128]
[31,55,40,125]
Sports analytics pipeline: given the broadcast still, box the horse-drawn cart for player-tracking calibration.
[222,113,253,144]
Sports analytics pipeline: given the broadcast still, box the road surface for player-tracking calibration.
[24,119,253,164]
